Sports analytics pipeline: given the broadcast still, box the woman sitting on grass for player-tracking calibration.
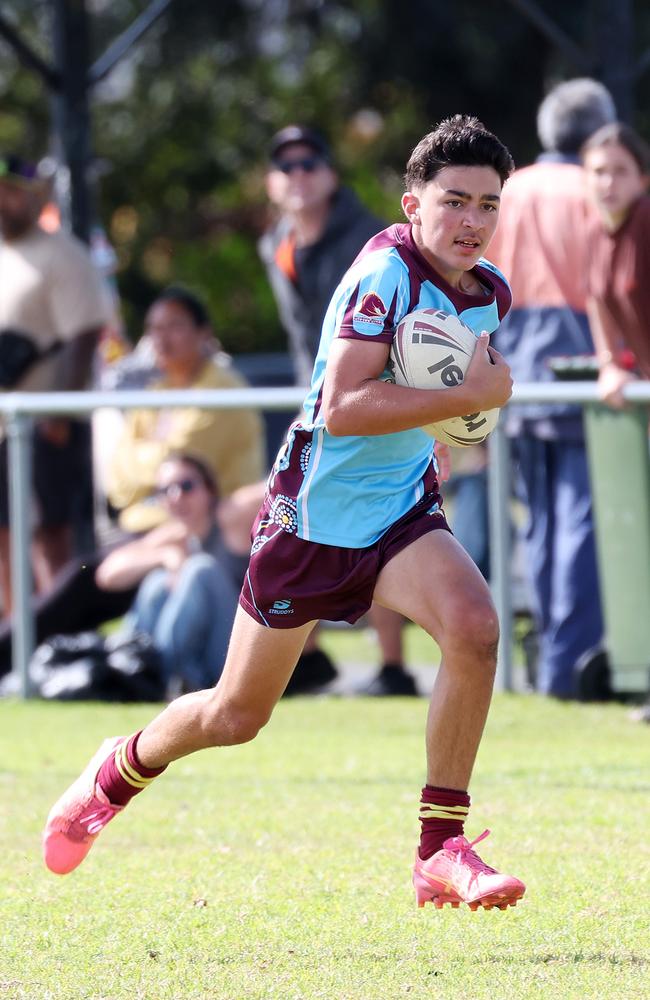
[97,453,260,696]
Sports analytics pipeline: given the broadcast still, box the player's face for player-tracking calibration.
[402,165,502,287]
[583,142,648,228]
[266,142,338,215]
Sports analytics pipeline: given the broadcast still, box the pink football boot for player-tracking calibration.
[43,737,125,875]
[413,829,526,910]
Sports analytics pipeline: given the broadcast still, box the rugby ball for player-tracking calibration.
[389,308,499,447]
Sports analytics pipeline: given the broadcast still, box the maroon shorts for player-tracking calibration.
[239,487,450,629]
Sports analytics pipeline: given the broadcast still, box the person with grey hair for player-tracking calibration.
[536,78,617,155]
[488,79,616,699]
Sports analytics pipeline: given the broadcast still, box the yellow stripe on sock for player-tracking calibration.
[419,803,469,813]
[118,742,146,782]
[120,742,156,787]
[115,757,149,789]
[115,743,153,789]
[119,742,153,782]
[419,805,469,820]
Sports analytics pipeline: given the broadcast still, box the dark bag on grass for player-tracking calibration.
[2,630,165,702]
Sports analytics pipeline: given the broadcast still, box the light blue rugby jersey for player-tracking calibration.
[269,223,511,548]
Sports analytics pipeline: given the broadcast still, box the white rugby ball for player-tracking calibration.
[390,307,499,447]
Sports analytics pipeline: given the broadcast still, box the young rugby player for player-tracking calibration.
[43,115,525,910]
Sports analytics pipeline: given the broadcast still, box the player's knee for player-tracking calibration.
[202,695,271,747]
[469,604,500,654]
[440,598,500,666]
[226,710,268,745]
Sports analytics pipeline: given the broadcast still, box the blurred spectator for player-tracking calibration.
[97,454,254,695]
[0,154,112,616]
[581,122,650,403]
[259,124,417,696]
[259,124,383,387]
[0,462,264,682]
[582,123,650,723]
[489,79,616,698]
[0,287,266,678]
[103,286,266,534]
[0,454,264,697]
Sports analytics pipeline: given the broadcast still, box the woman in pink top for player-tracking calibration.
[582,123,650,407]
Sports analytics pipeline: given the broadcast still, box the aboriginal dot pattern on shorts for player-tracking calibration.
[270,494,298,533]
[299,443,312,473]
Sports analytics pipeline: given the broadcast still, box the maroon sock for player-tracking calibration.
[418,784,471,860]
[96,731,167,807]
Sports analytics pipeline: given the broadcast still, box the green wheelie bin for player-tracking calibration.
[550,355,650,698]
[583,401,650,696]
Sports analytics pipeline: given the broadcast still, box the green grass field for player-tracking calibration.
[1,633,649,1000]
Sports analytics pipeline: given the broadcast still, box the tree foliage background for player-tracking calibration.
[1,0,649,354]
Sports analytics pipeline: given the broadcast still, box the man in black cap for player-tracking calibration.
[259,126,418,697]
[260,125,383,387]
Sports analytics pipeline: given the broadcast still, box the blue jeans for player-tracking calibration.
[123,553,239,691]
[450,470,490,580]
[512,436,603,698]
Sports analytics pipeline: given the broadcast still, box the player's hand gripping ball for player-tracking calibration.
[389,308,499,447]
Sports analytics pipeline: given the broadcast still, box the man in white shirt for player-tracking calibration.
[0,155,111,614]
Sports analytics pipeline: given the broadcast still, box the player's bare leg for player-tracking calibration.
[43,608,316,873]
[138,608,316,765]
[373,529,525,909]
[374,530,495,787]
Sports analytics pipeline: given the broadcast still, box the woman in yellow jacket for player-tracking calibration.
[105,286,266,533]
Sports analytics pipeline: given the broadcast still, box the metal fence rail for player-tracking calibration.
[2,380,649,698]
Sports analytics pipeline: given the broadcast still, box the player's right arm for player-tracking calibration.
[321,333,512,437]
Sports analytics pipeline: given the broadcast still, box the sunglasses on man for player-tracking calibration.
[275,155,326,175]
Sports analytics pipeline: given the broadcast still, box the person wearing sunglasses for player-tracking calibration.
[259,125,419,698]
[95,453,260,695]
[260,124,384,389]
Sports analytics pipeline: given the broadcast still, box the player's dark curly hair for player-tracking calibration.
[404,115,515,189]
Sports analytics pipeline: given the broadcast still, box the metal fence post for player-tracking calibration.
[488,423,513,692]
[6,413,34,697]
